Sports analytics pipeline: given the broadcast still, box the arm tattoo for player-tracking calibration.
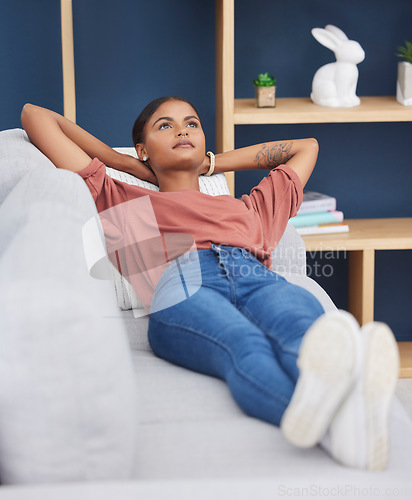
[255,142,294,169]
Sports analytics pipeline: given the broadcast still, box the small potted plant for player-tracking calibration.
[253,72,276,108]
[396,40,412,106]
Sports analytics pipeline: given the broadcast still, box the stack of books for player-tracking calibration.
[289,191,350,235]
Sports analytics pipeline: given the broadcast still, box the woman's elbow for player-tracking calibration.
[294,137,319,160]
[307,137,319,153]
[20,104,49,137]
[306,138,319,165]
[21,103,36,126]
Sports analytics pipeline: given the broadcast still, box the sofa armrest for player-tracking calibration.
[272,224,337,312]
[272,223,306,276]
[0,128,57,206]
[0,167,138,484]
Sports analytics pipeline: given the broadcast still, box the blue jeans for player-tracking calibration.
[148,244,324,426]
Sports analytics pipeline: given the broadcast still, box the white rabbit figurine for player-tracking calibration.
[310,25,365,107]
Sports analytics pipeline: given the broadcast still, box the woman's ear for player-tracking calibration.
[135,144,148,162]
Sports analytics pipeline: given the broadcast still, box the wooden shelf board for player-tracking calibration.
[398,342,412,378]
[302,218,412,252]
[234,96,412,125]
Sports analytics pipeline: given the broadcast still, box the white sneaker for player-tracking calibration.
[324,321,400,470]
[280,310,362,448]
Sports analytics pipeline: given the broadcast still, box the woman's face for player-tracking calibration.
[138,100,206,175]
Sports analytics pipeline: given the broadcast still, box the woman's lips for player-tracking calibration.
[173,140,194,149]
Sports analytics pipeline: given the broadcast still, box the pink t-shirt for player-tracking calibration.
[77,158,302,309]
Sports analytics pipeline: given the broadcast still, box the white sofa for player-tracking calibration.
[0,129,411,499]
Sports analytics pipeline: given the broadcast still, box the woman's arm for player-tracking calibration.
[202,138,318,187]
[21,104,157,183]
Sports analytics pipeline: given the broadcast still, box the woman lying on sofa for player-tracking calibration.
[21,97,399,471]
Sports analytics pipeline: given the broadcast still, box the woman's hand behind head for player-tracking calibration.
[121,154,159,186]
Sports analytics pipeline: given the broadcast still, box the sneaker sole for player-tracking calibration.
[281,311,361,448]
[361,322,399,471]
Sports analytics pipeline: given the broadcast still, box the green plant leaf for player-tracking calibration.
[253,72,276,86]
[396,40,412,63]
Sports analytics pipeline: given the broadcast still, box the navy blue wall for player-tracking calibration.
[1,0,411,339]
[1,1,62,124]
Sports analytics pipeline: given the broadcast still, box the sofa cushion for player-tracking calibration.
[273,223,307,274]
[123,346,412,487]
[0,167,138,484]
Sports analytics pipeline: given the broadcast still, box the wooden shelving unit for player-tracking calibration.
[234,96,412,125]
[215,0,412,194]
[215,0,412,377]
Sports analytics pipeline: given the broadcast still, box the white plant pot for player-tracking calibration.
[396,61,412,106]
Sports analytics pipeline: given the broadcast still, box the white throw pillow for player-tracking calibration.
[106,148,231,313]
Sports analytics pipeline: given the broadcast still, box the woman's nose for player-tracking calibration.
[178,129,188,138]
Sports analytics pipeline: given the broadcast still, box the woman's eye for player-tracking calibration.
[187,121,198,128]
[159,122,171,130]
